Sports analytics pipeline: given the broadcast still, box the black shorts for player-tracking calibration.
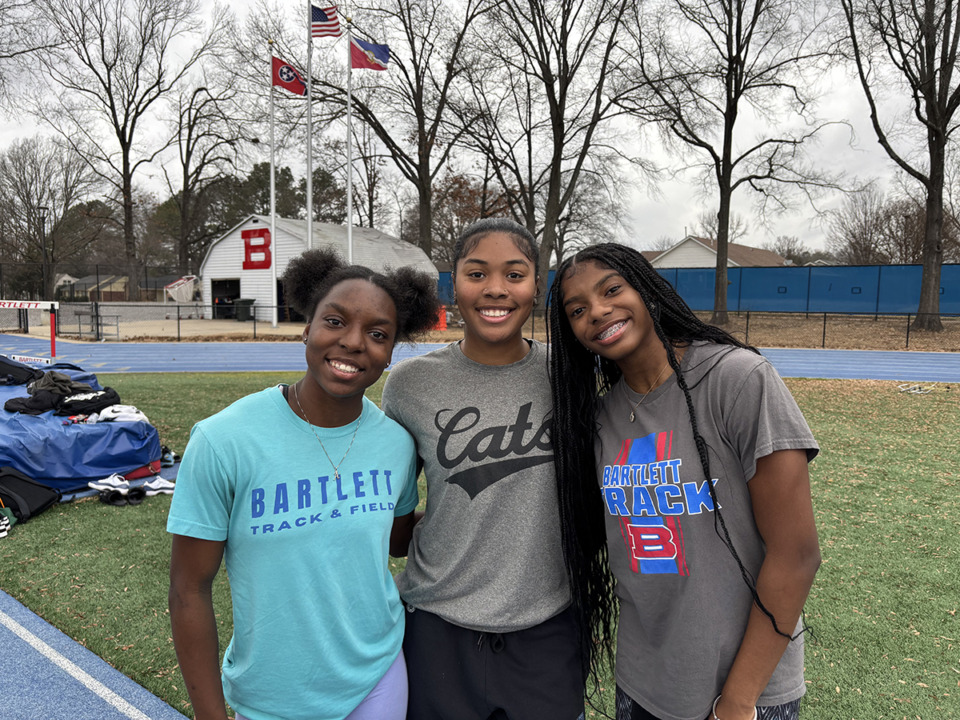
[403,605,585,720]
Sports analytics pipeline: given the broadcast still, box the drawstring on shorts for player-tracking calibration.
[476,631,506,653]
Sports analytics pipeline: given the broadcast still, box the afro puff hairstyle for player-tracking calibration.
[281,247,441,341]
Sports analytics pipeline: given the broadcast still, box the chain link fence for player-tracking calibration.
[3,304,960,351]
[0,261,183,303]
[2,302,303,343]
[705,310,960,352]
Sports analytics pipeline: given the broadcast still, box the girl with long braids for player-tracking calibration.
[382,218,584,719]
[168,248,440,720]
[547,243,821,720]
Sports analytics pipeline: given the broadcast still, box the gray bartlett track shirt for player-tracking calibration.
[597,342,818,720]
[382,341,570,632]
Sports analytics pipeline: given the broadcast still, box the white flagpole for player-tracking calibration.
[306,2,314,250]
[269,44,278,327]
[346,20,354,263]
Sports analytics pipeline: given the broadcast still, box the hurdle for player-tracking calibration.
[0,300,59,359]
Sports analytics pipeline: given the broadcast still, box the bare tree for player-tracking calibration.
[826,186,890,263]
[0,0,57,94]
[32,0,223,298]
[880,197,960,264]
[878,197,924,265]
[347,123,390,229]
[840,0,960,330]
[692,210,750,245]
[625,0,838,323]
[463,0,649,295]
[552,171,625,264]
[644,235,679,252]
[762,234,834,265]
[404,169,511,265]
[164,68,249,274]
[300,0,493,256]
[828,186,960,265]
[0,137,104,298]
[764,235,805,264]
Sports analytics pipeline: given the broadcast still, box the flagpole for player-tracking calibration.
[345,19,354,264]
[306,2,314,251]
[269,42,278,328]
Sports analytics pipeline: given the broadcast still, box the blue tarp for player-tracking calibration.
[0,363,161,493]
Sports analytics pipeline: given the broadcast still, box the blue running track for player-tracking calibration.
[0,591,187,720]
[2,332,958,719]
[2,333,960,381]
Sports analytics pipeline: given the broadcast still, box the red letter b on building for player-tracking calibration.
[242,228,272,270]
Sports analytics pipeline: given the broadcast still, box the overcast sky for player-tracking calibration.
[1,3,913,256]
[624,69,908,253]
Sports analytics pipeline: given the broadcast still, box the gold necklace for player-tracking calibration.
[625,361,671,422]
[292,382,361,482]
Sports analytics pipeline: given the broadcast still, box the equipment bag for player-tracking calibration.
[0,356,44,386]
[0,466,62,523]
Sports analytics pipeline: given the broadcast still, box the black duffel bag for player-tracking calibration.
[0,466,62,523]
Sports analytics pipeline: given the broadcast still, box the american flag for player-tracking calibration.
[311,5,341,38]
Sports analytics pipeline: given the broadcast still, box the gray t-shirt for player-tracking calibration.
[382,340,570,632]
[596,342,818,720]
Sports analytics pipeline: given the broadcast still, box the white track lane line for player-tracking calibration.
[0,608,151,720]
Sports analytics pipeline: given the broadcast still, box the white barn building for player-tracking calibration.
[199,215,438,323]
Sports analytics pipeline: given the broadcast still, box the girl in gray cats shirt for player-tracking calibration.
[382,218,584,720]
[548,243,821,720]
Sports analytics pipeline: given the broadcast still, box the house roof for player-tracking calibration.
[69,274,127,289]
[650,236,789,267]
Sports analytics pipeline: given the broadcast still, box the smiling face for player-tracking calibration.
[302,278,398,421]
[560,259,658,371]
[454,231,538,365]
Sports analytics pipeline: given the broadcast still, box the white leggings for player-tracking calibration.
[234,649,407,720]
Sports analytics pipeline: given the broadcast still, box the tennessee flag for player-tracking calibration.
[272,56,307,96]
[350,37,389,70]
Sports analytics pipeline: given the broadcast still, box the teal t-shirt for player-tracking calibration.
[167,388,418,720]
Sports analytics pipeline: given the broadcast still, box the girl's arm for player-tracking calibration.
[169,534,230,720]
[390,511,423,557]
[389,454,425,557]
[714,449,821,720]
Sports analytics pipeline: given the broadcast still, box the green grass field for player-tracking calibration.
[0,373,957,719]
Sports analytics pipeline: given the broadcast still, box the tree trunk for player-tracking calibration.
[538,220,557,308]
[711,191,732,325]
[538,172,564,306]
[418,179,433,258]
[179,184,192,275]
[711,78,737,326]
[913,137,945,331]
[123,156,138,301]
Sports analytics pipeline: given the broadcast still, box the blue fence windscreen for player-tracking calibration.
[437,264,958,314]
[655,264,959,314]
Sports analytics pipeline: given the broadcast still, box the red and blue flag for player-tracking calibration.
[350,37,389,70]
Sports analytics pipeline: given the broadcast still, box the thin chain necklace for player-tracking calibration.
[292,382,361,482]
[625,361,671,422]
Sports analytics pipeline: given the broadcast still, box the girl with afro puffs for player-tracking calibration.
[168,248,440,720]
